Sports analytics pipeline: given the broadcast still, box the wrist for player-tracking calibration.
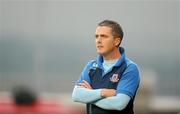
[100,89,105,97]
[100,89,116,97]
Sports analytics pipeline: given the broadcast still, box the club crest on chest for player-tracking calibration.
[110,74,119,83]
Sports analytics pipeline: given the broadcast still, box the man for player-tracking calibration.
[72,20,140,114]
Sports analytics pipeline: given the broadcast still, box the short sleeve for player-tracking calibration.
[116,63,140,98]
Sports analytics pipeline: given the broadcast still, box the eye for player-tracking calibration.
[95,35,98,39]
[101,34,108,38]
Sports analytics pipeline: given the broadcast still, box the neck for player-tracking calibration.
[103,47,121,60]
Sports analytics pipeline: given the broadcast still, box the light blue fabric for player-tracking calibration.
[72,85,131,110]
[94,93,131,110]
[102,59,118,75]
[72,85,102,103]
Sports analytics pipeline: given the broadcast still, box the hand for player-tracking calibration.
[101,89,116,97]
[79,80,92,89]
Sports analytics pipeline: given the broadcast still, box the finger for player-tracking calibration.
[82,80,92,89]
[82,80,89,85]
[79,85,86,88]
[80,82,92,89]
[78,82,87,86]
[82,80,91,87]
[79,83,88,88]
[81,80,89,87]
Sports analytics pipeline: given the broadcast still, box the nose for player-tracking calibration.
[96,37,102,44]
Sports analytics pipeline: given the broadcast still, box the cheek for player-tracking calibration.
[104,39,115,47]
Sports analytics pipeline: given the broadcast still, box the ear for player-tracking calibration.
[115,38,121,46]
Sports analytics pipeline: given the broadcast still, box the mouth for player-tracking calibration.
[97,46,104,49]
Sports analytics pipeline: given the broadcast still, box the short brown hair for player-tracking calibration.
[98,20,124,40]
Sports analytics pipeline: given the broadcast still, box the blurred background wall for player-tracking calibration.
[0,0,179,113]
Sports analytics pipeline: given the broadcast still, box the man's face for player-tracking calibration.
[95,26,120,56]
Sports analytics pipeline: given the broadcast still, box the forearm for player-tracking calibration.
[94,93,131,110]
[72,85,102,103]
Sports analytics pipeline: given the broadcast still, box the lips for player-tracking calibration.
[97,46,103,49]
[97,45,103,48]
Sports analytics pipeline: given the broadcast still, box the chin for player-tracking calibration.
[97,51,105,55]
[97,50,102,54]
[96,49,106,55]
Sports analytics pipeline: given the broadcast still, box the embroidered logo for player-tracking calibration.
[92,62,98,68]
[110,74,119,82]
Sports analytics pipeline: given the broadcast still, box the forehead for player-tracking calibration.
[95,26,112,34]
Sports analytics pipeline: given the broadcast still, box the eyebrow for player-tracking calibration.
[95,34,108,38]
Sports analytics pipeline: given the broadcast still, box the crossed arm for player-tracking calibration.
[72,80,131,110]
